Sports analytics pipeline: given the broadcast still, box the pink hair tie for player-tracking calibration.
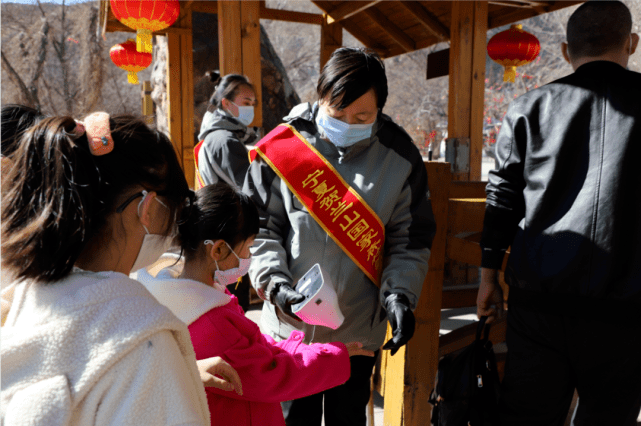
[83,112,114,156]
[72,121,86,137]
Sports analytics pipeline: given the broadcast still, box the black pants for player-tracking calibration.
[281,353,378,426]
[500,304,641,426]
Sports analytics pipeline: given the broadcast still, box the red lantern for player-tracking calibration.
[487,24,541,83]
[110,0,180,53]
[110,39,152,84]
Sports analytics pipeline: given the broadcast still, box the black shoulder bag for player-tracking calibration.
[428,316,501,426]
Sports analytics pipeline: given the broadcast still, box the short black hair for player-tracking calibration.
[567,1,632,59]
[177,183,259,260]
[317,47,388,110]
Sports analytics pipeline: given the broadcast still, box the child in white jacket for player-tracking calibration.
[1,113,211,426]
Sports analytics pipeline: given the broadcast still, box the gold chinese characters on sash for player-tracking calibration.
[250,124,384,288]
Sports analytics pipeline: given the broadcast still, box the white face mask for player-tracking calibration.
[205,240,251,285]
[230,101,254,127]
[316,109,375,148]
[131,192,173,272]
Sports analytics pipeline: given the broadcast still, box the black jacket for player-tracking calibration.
[481,61,641,320]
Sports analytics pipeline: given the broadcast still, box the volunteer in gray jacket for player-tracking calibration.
[243,48,436,426]
[197,74,259,189]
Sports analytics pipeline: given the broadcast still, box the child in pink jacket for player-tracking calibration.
[137,183,373,426]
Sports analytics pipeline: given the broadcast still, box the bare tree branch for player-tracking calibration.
[1,50,35,107]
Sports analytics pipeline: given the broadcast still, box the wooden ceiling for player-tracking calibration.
[311,1,584,58]
[101,1,584,59]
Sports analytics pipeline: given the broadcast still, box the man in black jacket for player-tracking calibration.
[477,2,641,425]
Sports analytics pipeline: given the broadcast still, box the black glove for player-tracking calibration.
[271,282,305,321]
[382,293,415,356]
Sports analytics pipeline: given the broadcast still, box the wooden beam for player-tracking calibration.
[399,1,450,41]
[364,7,415,52]
[191,1,218,14]
[259,6,324,25]
[337,19,388,56]
[218,1,242,75]
[241,1,262,127]
[326,0,382,22]
[320,18,342,70]
[104,20,191,35]
[488,1,583,29]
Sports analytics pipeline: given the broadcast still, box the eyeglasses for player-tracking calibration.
[115,190,169,213]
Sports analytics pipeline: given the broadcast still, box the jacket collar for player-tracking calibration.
[574,60,627,75]
[134,254,231,325]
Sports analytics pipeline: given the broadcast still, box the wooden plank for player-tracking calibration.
[320,18,342,70]
[338,19,389,56]
[448,198,485,235]
[403,162,450,426]
[259,7,324,25]
[383,325,406,426]
[241,1,262,127]
[326,0,382,22]
[179,5,195,188]
[442,284,478,309]
[364,7,415,52]
[449,181,487,199]
[446,235,482,266]
[399,1,450,41]
[426,48,449,80]
[470,2,488,182]
[448,1,474,181]
[488,1,583,29]
[438,315,507,358]
[218,1,242,75]
[166,33,183,165]
[191,0,218,14]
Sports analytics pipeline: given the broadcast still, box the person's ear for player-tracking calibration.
[207,240,228,262]
[630,33,639,56]
[561,42,571,65]
[138,191,157,229]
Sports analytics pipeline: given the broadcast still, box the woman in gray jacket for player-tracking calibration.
[196,74,259,189]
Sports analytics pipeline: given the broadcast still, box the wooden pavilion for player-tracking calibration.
[100,1,583,424]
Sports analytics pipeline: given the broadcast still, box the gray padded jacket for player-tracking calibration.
[197,109,259,188]
[243,103,436,350]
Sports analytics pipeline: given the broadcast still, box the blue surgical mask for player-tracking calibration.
[231,101,254,127]
[316,110,375,148]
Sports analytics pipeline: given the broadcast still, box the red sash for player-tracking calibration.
[250,124,384,287]
[194,140,206,190]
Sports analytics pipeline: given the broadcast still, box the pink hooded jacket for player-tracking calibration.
[135,256,351,426]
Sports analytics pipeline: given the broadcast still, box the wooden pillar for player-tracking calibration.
[381,162,450,426]
[320,15,342,70]
[167,3,195,188]
[218,1,243,75]
[405,162,450,425]
[218,1,263,128]
[241,1,262,127]
[447,1,487,181]
[141,80,154,124]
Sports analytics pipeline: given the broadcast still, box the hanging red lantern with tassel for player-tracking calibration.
[110,39,152,84]
[110,0,180,53]
[487,24,541,83]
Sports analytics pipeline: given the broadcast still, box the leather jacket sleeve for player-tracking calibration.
[481,103,527,269]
